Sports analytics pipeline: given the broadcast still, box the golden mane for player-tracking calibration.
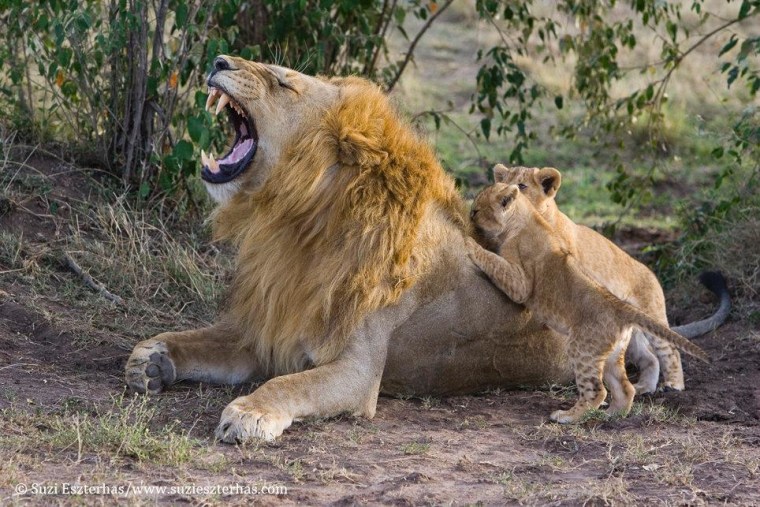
[213,79,465,375]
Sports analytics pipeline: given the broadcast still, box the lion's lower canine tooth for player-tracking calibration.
[207,152,219,173]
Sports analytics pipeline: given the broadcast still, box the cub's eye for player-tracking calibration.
[470,209,479,218]
[517,183,527,191]
[500,196,513,207]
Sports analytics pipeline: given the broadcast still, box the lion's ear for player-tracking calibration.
[535,167,561,199]
[336,129,387,167]
[326,89,389,167]
[492,164,510,183]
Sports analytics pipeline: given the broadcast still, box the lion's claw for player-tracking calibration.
[215,397,292,443]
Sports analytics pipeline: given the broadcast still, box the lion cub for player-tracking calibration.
[467,183,708,423]
[489,164,681,394]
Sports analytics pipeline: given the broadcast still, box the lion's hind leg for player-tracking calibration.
[125,323,259,394]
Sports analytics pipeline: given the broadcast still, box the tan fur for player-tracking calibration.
[490,164,683,393]
[468,183,708,423]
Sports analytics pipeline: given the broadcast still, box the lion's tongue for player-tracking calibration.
[219,138,254,167]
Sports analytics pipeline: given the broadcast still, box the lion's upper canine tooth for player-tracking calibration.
[205,90,219,113]
[215,93,230,115]
[201,149,209,167]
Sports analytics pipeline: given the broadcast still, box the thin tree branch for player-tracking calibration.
[364,0,394,76]
[385,0,455,92]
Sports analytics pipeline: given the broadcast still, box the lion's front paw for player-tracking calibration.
[125,340,176,394]
[215,396,292,444]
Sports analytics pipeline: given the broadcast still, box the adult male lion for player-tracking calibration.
[125,56,721,442]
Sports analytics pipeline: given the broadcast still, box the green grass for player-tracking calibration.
[394,3,755,243]
[421,104,737,230]
[400,441,430,455]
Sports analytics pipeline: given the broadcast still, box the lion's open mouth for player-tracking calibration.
[200,87,257,184]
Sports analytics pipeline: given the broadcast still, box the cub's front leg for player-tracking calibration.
[465,238,530,304]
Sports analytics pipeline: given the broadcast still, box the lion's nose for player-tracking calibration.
[213,56,232,72]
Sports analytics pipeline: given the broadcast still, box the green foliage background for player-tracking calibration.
[0,0,758,291]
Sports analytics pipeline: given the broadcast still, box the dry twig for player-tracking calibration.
[61,253,124,306]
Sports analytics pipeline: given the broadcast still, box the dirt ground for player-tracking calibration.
[1,156,759,505]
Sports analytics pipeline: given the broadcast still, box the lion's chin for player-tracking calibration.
[204,179,241,204]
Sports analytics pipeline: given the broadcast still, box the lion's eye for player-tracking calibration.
[470,209,479,218]
[517,183,527,191]
[277,79,296,92]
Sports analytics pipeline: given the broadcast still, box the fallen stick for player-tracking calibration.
[61,253,125,306]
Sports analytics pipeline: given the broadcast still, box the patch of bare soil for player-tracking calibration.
[1,154,758,505]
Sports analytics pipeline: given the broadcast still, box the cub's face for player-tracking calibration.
[470,183,525,243]
[491,164,562,216]
[201,56,341,203]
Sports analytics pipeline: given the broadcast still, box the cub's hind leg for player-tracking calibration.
[550,342,608,424]
[650,336,684,391]
[640,292,685,392]
[604,329,635,416]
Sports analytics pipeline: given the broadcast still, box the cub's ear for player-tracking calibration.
[535,167,562,198]
[492,164,511,183]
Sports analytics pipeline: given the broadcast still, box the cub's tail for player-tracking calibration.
[572,259,711,363]
[616,300,710,363]
[672,271,731,338]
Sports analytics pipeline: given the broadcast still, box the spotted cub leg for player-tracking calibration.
[641,299,684,391]
[551,344,608,424]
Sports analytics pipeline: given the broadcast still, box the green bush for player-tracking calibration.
[0,0,437,202]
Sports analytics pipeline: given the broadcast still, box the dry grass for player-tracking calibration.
[0,155,230,340]
[68,199,225,309]
[1,394,201,467]
[670,203,760,318]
